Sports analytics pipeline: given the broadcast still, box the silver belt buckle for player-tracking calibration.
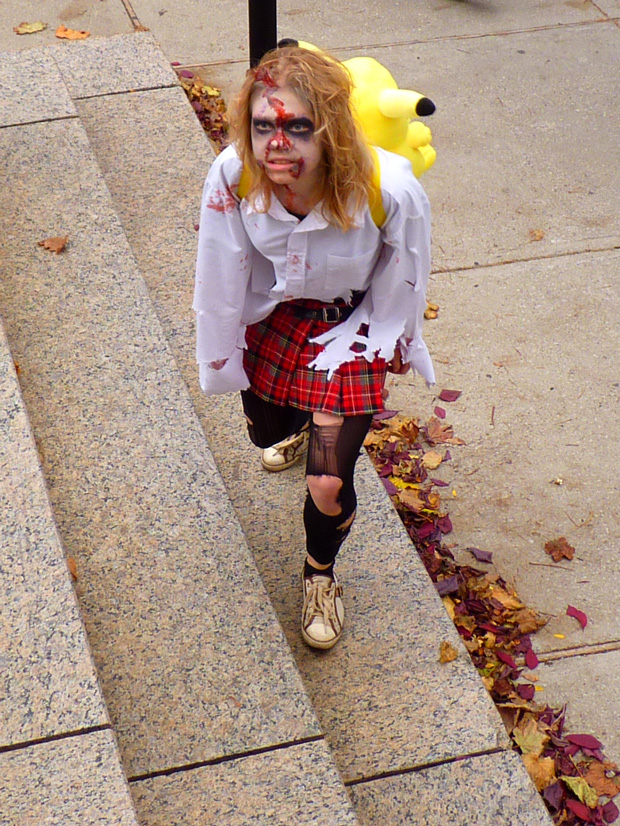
[322,306,341,323]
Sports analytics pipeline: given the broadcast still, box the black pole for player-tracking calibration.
[249,0,277,67]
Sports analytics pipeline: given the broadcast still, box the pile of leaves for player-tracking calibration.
[174,67,229,152]
[364,410,620,824]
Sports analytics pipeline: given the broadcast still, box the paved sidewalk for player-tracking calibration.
[0,0,618,823]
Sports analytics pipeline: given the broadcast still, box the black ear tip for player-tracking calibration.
[277,38,299,48]
[416,97,436,117]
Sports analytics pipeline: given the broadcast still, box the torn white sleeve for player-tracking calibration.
[193,147,253,393]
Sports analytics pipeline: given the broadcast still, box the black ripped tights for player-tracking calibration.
[241,390,373,566]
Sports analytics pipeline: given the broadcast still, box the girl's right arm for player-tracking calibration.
[193,147,252,388]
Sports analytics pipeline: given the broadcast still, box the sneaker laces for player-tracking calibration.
[303,576,340,631]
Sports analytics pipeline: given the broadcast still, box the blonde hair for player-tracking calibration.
[230,46,374,232]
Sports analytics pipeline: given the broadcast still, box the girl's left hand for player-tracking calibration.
[387,348,411,375]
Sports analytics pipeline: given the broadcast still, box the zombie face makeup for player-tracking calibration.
[250,84,324,189]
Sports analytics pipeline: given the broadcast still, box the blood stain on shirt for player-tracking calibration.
[206,187,237,214]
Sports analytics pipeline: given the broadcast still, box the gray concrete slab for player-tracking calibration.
[0,730,139,826]
[0,47,76,126]
[79,78,510,783]
[131,741,360,826]
[128,0,605,66]
[387,250,620,655]
[0,115,319,777]
[51,32,179,97]
[75,84,212,371]
[596,0,620,16]
[535,648,620,765]
[349,750,553,826]
[0,0,133,53]
[0,322,107,747]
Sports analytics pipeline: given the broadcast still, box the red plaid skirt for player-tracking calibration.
[243,299,388,415]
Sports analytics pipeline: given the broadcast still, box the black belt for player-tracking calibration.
[289,292,365,324]
[290,304,353,323]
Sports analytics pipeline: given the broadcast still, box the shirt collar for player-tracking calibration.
[244,192,330,230]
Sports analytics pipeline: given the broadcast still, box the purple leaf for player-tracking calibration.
[438,389,462,402]
[434,406,446,419]
[517,683,535,700]
[378,464,393,477]
[566,799,592,820]
[444,450,452,461]
[179,70,194,78]
[417,521,437,540]
[430,477,450,487]
[496,650,517,669]
[566,733,602,750]
[603,800,619,823]
[567,605,588,629]
[436,575,459,596]
[543,781,564,811]
[382,478,399,495]
[171,61,181,66]
[525,649,540,669]
[437,515,453,534]
[467,547,493,564]
[193,223,200,231]
[373,409,398,420]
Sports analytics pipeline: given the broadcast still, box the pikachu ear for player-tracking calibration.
[378,89,436,119]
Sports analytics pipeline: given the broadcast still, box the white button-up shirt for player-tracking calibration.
[194,144,435,395]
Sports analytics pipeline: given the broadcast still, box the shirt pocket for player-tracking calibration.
[325,247,380,291]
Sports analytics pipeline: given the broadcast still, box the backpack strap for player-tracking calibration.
[236,147,386,228]
[368,146,387,228]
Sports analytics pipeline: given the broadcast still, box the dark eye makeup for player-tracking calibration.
[252,116,315,137]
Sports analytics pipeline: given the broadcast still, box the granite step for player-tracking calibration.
[69,31,553,825]
[0,36,361,826]
[0,319,139,824]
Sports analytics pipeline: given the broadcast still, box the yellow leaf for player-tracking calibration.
[553,633,566,639]
[38,235,68,254]
[522,753,557,791]
[439,641,458,663]
[204,85,220,96]
[55,25,90,39]
[422,450,443,470]
[561,776,599,808]
[513,718,549,756]
[14,21,47,34]
[442,596,456,620]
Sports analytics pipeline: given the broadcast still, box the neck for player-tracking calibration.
[274,177,322,216]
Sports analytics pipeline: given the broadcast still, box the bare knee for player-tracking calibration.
[307,474,343,516]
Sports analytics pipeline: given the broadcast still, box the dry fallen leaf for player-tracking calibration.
[55,25,90,39]
[67,556,78,581]
[545,536,575,562]
[529,229,545,242]
[583,761,620,798]
[424,300,439,320]
[522,753,557,791]
[38,235,68,254]
[514,718,549,757]
[422,450,443,470]
[439,640,458,663]
[14,21,47,34]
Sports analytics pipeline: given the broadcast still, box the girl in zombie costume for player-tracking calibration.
[194,46,434,649]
